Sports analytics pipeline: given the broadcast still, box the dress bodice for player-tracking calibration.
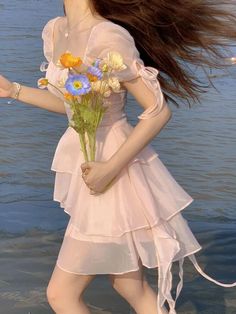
[41,16,166,126]
[42,17,131,126]
[45,60,128,126]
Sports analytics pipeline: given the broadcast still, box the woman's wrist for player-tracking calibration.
[10,82,21,99]
[106,158,123,177]
[7,82,22,105]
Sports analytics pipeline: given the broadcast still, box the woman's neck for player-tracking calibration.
[64,0,95,29]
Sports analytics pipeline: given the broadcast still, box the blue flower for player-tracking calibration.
[65,74,91,95]
[87,65,103,80]
[92,58,101,68]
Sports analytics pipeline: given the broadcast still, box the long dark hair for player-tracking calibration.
[63,1,236,108]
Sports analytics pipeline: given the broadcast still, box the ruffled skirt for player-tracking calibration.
[51,115,236,314]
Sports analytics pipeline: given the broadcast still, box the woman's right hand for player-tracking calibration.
[0,74,15,98]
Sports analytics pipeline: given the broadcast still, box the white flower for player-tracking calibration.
[108,77,120,92]
[91,80,111,96]
[91,80,102,92]
[104,89,112,97]
[104,51,127,71]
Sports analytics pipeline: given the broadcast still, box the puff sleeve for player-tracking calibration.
[41,17,60,63]
[85,22,165,119]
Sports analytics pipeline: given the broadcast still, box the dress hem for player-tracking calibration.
[56,246,202,276]
[51,197,194,238]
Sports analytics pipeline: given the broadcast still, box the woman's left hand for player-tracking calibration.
[80,161,119,195]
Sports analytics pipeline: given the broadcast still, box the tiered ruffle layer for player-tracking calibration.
[49,117,209,313]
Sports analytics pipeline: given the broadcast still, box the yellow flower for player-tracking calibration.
[37,78,49,89]
[100,63,109,72]
[58,51,82,68]
[108,77,120,92]
[104,51,127,71]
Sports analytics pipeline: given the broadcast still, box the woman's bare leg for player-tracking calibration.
[46,263,95,314]
[109,258,168,314]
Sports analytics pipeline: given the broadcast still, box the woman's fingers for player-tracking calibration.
[80,161,115,194]
[81,169,97,193]
[80,161,93,172]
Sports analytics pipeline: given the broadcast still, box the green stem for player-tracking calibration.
[79,132,89,162]
[47,82,65,96]
[87,132,96,161]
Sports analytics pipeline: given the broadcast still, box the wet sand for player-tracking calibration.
[0,223,236,314]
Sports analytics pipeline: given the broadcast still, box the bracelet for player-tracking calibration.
[12,82,21,99]
[7,82,22,104]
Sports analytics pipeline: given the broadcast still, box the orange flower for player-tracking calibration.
[86,73,99,82]
[37,78,49,89]
[64,92,76,102]
[59,52,82,68]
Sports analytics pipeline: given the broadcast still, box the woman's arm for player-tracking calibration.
[11,83,66,115]
[0,75,66,115]
[80,75,172,195]
[108,76,172,172]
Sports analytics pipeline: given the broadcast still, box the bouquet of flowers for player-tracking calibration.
[38,51,127,162]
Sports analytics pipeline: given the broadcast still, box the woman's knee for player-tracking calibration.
[110,275,148,296]
[46,264,95,304]
[109,263,147,302]
[46,285,60,307]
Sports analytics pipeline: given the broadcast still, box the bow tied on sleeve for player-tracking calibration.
[136,62,165,119]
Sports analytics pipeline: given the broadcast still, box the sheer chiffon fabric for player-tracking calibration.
[41,16,236,313]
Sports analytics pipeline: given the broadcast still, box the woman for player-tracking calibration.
[1,0,236,313]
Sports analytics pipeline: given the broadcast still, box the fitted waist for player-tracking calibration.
[98,110,128,127]
[64,101,128,128]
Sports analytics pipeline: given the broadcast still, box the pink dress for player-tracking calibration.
[41,16,236,314]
